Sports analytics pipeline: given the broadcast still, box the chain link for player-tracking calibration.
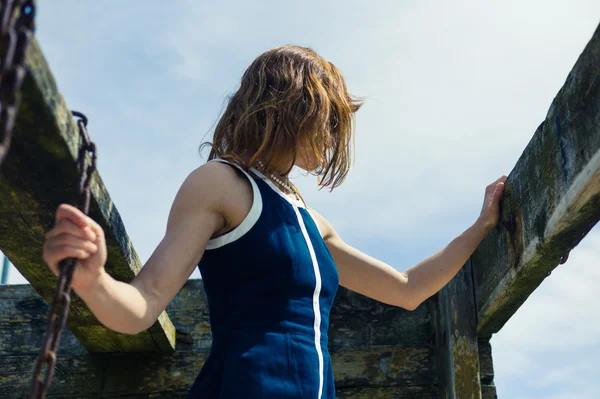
[0,0,36,168]
[29,111,97,399]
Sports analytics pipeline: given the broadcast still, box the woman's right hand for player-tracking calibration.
[43,204,108,292]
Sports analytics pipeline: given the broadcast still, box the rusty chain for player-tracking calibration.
[0,0,36,168]
[29,111,97,399]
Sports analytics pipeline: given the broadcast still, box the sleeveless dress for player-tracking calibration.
[186,159,340,399]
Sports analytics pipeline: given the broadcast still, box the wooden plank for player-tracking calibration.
[329,285,436,348]
[0,282,438,397]
[166,281,437,352]
[333,345,435,387]
[0,347,435,397]
[0,39,175,352]
[434,260,482,399]
[337,386,440,399]
[472,22,600,336]
[481,386,498,399]
[0,285,84,356]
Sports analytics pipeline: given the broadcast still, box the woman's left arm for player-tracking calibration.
[310,175,507,311]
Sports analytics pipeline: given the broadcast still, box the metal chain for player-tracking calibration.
[0,0,36,168]
[29,111,97,399]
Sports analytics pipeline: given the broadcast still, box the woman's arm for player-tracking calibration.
[310,175,507,311]
[44,162,242,334]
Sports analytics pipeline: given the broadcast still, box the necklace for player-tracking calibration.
[256,160,300,201]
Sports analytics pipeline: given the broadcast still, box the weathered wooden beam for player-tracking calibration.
[434,260,482,399]
[0,38,175,352]
[0,347,436,397]
[337,386,439,399]
[0,282,439,398]
[472,22,600,336]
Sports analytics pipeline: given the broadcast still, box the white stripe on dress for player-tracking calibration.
[292,206,324,399]
[204,159,263,249]
[249,166,324,397]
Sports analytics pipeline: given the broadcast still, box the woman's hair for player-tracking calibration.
[202,45,362,190]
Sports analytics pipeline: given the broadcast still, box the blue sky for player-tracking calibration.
[2,1,600,397]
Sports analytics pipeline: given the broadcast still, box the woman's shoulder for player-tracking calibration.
[185,160,253,194]
[184,161,256,242]
[306,207,338,242]
[179,162,241,205]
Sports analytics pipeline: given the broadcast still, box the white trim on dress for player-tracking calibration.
[205,160,263,250]
[292,206,324,399]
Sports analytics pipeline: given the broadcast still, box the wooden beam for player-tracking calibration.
[0,282,439,398]
[1,282,435,354]
[434,260,482,399]
[472,22,600,336]
[0,348,437,397]
[0,39,175,352]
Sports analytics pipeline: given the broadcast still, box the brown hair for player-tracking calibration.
[202,45,362,190]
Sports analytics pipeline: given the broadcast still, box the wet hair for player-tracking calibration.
[202,45,362,190]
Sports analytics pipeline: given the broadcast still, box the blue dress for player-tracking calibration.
[186,160,340,398]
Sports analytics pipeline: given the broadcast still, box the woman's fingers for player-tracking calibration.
[486,176,508,196]
[42,204,107,283]
[85,217,105,244]
[495,175,508,184]
[46,218,96,241]
[494,182,505,199]
[43,245,91,274]
[55,204,94,230]
[46,233,98,254]
[43,232,98,272]
[55,203,104,243]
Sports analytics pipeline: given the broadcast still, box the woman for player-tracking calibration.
[42,45,506,398]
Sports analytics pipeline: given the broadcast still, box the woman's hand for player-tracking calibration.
[43,204,108,291]
[478,175,508,231]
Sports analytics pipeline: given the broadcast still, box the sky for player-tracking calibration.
[1,1,599,397]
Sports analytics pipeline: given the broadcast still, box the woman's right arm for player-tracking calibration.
[43,162,233,335]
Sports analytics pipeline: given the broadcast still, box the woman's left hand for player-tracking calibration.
[478,175,508,230]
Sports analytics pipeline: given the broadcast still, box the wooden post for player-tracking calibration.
[434,259,482,399]
[478,338,498,399]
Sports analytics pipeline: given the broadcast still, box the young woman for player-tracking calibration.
[42,45,507,398]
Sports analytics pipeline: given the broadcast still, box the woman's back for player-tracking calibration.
[187,160,339,398]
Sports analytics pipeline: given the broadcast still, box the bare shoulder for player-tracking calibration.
[170,162,251,232]
[307,207,341,242]
[181,161,244,204]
